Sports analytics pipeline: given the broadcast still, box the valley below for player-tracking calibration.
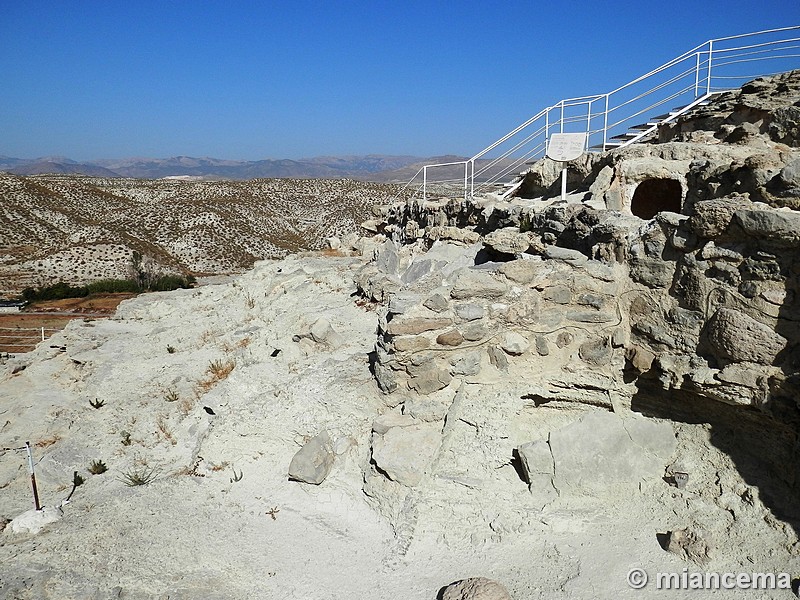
[0,174,404,296]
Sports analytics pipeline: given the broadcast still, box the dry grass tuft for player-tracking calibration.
[156,415,176,446]
[35,434,61,448]
[196,358,235,393]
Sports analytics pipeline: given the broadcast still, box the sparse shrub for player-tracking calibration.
[120,431,132,446]
[120,466,158,487]
[164,389,179,402]
[88,459,108,475]
[166,345,176,354]
[230,468,243,483]
[89,398,105,409]
[208,359,235,380]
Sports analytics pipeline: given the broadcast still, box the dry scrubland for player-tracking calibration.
[0,175,404,295]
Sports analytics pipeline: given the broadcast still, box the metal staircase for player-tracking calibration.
[595,92,716,150]
[399,26,800,202]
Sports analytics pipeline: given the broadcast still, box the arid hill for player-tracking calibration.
[0,175,405,295]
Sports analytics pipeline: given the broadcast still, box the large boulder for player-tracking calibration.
[548,411,675,494]
[705,308,787,365]
[287,431,335,485]
[498,259,541,284]
[732,208,800,246]
[441,577,512,600]
[374,239,400,274]
[450,269,508,300]
[371,421,442,486]
[688,197,751,238]
[483,228,531,255]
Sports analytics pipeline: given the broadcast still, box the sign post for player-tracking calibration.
[546,133,587,201]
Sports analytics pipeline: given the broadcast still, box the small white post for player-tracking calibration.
[561,164,568,201]
[25,441,41,511]
[41,327,45,342]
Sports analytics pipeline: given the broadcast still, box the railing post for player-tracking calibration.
[706,40,713,95]
[545,109,550,153]
[463,162,468,201]
[559,100,565,133]
[470,159,475,199]
[694,51,701,97]
[41,327,44,342]
[603,94,610,151]
[423,166,427,202]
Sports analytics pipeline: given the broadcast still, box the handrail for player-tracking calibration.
[404,26,800,202]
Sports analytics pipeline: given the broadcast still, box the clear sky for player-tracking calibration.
[2,1,798,161]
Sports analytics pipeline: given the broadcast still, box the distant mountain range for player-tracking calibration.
[0,154,476,182]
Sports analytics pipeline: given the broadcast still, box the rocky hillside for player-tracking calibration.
[0,175,403,295]
[1,72,799,599]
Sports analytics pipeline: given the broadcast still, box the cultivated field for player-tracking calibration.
[0,294,134,353]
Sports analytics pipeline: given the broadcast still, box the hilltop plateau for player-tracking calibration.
[1,71,799,599]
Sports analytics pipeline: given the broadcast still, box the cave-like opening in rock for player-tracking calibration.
[631,178,683,219]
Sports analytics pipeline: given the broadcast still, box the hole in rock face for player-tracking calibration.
[631,178,682,219]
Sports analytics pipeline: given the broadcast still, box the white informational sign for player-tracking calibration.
[546,133,586,162]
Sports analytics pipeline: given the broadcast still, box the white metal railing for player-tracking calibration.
[402,26,800,202]
[0,327,62,352]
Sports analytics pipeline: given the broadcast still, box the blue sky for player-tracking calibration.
[2,1,799,161]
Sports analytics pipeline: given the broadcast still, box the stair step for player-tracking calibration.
[651,112,680,121]
[610,133,640,140]
[589,142,625,150]
[651,101,709,122]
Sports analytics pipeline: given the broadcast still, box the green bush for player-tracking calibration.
[85,279,141,294]
[22,281,88,302]
[21,275,195,302]
[148,275,195,291]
